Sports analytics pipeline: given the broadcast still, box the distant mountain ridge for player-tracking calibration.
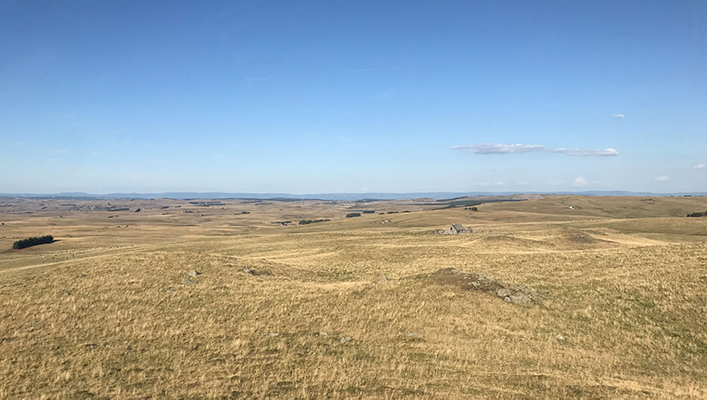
[1,191,705,201]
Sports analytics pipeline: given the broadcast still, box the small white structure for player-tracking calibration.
[442,224,472,235]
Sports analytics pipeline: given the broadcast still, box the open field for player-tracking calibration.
[1,195,707,398]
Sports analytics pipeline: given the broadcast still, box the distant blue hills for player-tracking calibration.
[1,191,705,201]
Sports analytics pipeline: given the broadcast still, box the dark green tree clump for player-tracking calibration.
[299,219,330,225]
[346,213,361,218]
[687,211,707,217]
[12,235,54,249]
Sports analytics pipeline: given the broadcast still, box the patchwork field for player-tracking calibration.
[1,195,706,398]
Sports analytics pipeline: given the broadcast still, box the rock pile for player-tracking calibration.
[425,268,537,305]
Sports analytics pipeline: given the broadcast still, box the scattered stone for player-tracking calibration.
[556,334,566,341]
[340,336,353,344]
[243,267,271,276]
[76,273,87,278]
[166,288,176,293]
[269,332,280,337]
[84,343,98,350]
[182,279,197,285]
[406,333,423,339]
[509,292,533,304]
[379,277,389,283]
[424,268,538,305]
[187,270,201,277]
[315,331,327,336]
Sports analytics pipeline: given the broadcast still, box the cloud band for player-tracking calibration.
[452,143,618,156]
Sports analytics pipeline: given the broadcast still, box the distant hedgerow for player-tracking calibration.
[299,219,330,225]
[687,211,707,217]
[346,213,361,218]
[12,235,54,250]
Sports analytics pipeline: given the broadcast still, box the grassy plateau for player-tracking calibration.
[0,195,706,398]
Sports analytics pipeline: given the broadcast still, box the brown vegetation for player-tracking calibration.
[0,195,706,398]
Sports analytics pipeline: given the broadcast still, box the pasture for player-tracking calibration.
[1,195,706,398]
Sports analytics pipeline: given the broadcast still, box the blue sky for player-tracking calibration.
[1,0,705,194]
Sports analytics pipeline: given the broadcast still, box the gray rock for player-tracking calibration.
[503,297,512,303]
[556,334,566,341]
[379,277,389,283]
[187,270,201,277]
[497,288,511,297]
[509,293,532,304]
[183,279,198,285]
[521,287,535,295]
[269,332,280,337]
[340,336,353,344]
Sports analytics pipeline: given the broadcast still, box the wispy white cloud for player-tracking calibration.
[494,181,504,186]
[612,113,625,118]
[574,177,588,186]
[452,143,619,157]
[694,164,705,169]
[344,67,401,73]
[655,176,670,182]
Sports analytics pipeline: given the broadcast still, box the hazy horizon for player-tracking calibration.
[2,1,705,194]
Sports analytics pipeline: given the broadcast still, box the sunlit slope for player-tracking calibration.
[481,195,707,219]
[1,196,706,398]
[1,232,706,398]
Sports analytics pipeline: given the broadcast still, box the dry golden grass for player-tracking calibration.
[1,196,706,398]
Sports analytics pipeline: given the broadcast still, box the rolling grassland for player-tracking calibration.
[1,196,706,398]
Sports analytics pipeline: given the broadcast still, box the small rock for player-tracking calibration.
[187,270,201,277]
[340,336,353,344]
[556,334,566,341]
[166,288,176,292]
[84,343,98,350]
[379,277,389,282]
[243,268,255,274]
[509,293,532,304]
[315,331,327,336]
[503,297,512,303]
[183,279,197,285]
[406,333,422,339]
[497,288,511,297]
[269,332,280,337]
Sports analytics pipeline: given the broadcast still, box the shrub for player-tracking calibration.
[346,213,361,218]
[12,235,54,250]
[470,207,478,211]
[687,211,707,217]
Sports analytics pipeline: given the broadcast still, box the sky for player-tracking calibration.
[1,0,706,194]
